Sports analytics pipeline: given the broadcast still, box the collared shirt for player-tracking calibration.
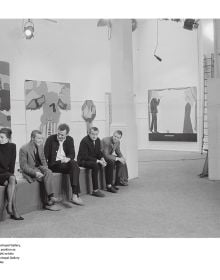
[110,137,117,156]
[56,140,66,161]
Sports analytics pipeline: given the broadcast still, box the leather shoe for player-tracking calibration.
[44,204,61,211]
[106,186,117,193]
[121,182,128,186]
[10,215,24,220]
[50,196,62,203]
[92,190,105,197]
[116,181,128,186]
[71,196,84,206]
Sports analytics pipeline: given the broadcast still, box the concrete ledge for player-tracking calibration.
[0,167,106,221]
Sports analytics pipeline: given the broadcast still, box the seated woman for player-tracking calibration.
[0,128,23,220]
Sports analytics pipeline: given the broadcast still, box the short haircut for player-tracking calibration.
[114,130,123,137]
[58,123,70,134]
[31,130,42,139]
[88,127,99,133]
[0,127,12,139]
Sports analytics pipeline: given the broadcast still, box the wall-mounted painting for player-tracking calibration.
[148,87,197,142]
[25,80,71,138]
[81,100,96,133]
[0,61,11,128]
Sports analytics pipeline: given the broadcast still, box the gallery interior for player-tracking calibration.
[0,18,220,237]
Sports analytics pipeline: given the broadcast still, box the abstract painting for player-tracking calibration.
[148,87,197,141]
[25,80,71,138]
[81,100,96,133]
[0,61,11,128]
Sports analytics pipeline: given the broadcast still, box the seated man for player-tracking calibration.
[102,130,128,189]
[77,127,108,197]
[44,123,83,206]
[19,130,61,211]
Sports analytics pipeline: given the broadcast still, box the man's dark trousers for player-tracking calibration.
[49,160,80,195]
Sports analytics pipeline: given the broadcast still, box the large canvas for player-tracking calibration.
[148,87,197,141]
[0,61,11,128]
[25,80,71,138]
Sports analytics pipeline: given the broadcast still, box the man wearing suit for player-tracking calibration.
[77,127,108,197]
[150,97,160,133]
[44,123,83,206]
[102,130,128,190]
[19,130,61,211]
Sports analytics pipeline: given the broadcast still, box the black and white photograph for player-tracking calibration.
[0,1,220,279]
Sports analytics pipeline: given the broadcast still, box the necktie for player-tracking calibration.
[34,145,42,167]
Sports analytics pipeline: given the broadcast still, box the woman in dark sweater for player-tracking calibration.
[0,128,23,220]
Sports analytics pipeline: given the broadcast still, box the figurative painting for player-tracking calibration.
[81,100,96,133]
[0,61,11,128]
[25,80,71,138]
[148,87,197,141]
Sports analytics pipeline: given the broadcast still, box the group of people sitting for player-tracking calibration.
[0,124,128,221]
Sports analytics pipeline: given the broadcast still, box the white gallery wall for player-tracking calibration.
[133,19,201,151]
[0,19,211,170]
[207,19,220,180]
[0,19,111,158]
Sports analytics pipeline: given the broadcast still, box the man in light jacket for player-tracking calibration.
[102,130,128,191]
[19,130,61,211]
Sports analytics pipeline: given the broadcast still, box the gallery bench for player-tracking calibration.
[0,167,106,222]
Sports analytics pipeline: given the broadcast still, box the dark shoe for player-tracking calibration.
[10,215,24,220]
[198,173,208,178]
[50,196,62,203]
[92,190,105,197]
[44,204,62,211]
[47,199,55,206]
[113,185,119,190]
[106,186,117,193]
[116,181,128,186]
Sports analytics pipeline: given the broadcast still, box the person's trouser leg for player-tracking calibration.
[79,161,99,191]
[50,161,81,195]
[34,167,54,206]
[41,168,54,196]
[34,166,63,210]
[67,160,80,195]
[105,159,115,185]
[115,162,128,185]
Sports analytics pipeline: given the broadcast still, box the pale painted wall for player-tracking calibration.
[197,19,214,152]
[208,78,220,180]
[214,19,220,78]
[207,20,220,180]
[200,19,214,55]
[133,19,201,151]
[0,19,211,168]
[0,19,111,159]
